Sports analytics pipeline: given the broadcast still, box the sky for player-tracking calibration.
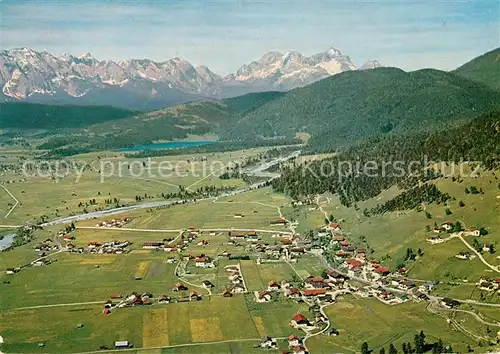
[2,0,499,75]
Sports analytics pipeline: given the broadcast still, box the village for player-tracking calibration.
[3,207,499,353]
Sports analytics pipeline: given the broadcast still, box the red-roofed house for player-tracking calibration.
[288,335,300,347]
[329,222,341,232]
[441,221,453,231]
[293,345,307,354]
[346,259,362,269]
[374,266,390,275]
[195,256,214,268]
[333,235,345,242]
[290,314,311,328]
[303,288,327,297]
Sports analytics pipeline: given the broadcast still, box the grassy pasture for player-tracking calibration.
[306,297,478,354]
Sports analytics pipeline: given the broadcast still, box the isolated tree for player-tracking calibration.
[380,347,386,354]
[389,344,398,354]
[361,342,370,354]
[459,200,465,207]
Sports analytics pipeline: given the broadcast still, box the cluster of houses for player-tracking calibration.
[103,288,204,313]
[223,264,246,295]
[145,228,209,254]
[228,230,261,242]
[94,216,131,228]
[257,335,308,354]
[34,239,59,253]
[5,267,21,275]
[455,251,475,260]
[427,222,482,244]
[255,270,350,305]
[67,240,131,254]
[477,277,500,293]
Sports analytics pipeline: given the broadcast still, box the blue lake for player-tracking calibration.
[120,141,216,152]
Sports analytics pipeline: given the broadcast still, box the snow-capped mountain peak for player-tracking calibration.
[0,46,380,109]
[361,60,382,70]
[228,46,358,89]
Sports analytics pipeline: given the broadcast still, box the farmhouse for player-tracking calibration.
[373,265,390,276]
[304,276,329,289]
[346,259,363,269]
[232,284,246,293]
[441,297,460,308]
[455,251,471,260]
[303,288,327,297]
[260,337,277,349]
[464,227,481,237]
[441,221,453,231]
[268,281,280,291]
[270,218,287,226]
[329,222,341,232]
[256,290,272,303]
[290,314,313,329]
[172,283,188,291]
[290,247,305,256]
[288,335,301,347]
[189,291,202,301]
[195,256,215,268]
[285,287,302,298]
[229,231,246,240]
[202,280,214,289]
[143,241,163,249]
[114,341,130,349]
[246,231,259,241]
[293,346,307,354]
[158,295,171,304]
[324,269,349,283]
[163,245,178,253]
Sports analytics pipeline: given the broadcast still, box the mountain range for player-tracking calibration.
[2,47,498,157]
[0,47,378,110]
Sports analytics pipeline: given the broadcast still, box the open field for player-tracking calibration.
[75,187,290,232]
[306,297,478,354]
[0,251,182,310]
[0,147,278,226]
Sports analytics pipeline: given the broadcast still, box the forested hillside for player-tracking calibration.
[0,102,136,129]
[227,68,500,151]
[272,110,500,206]
[36,91,284,154]
[454,47,500,91]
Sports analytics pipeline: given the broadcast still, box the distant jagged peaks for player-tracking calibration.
[361,60,382,70]
[230,47,358,89]
[0,46,378,108]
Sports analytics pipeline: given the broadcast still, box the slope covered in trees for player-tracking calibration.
[0,102,136,129]
[227,67,500,150]
[454,47,500,91]
[272,110,500,206]
[36,91,285,153]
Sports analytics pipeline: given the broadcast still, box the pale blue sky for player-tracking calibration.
[2,0,499,74]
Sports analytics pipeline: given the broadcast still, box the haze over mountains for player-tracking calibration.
[0,47,378,110]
